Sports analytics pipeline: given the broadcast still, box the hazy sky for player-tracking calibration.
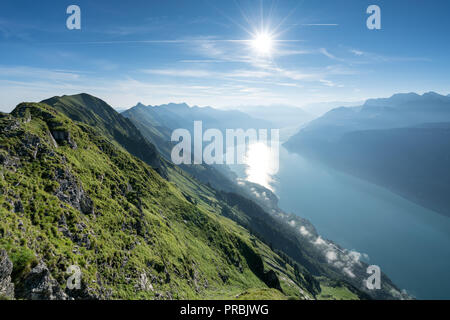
[1,0,450,111]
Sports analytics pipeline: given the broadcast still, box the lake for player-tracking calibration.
[240,145,450,299]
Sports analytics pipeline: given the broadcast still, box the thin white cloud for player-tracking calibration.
[142,69,214,78]
[178,59,225,63]
[275,49,313,56]
[350,49,364,56]
[302,24,339,26]
[0,65,296,111]
[320,48,337,60]
[320,79,336,87]
[0,66,82,81]
[140,64,345,89]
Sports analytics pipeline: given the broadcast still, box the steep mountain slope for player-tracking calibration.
[285,92,450,217]
[121,102,275,161]
[0,102,330,300]
[122,97,406,300]
[122,104,257,192]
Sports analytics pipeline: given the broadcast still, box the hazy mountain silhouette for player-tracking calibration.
[232,105,313,128]
[123,102,274,133]
[285,92,450,217]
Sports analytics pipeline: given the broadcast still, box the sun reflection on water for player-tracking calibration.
[244,142,278,191]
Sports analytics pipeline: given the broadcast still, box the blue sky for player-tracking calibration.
[1,0,450,111]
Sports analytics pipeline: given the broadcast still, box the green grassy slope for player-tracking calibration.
[122,104,242,194]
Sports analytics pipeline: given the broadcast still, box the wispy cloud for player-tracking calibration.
[350,49,364,56]
[142,68,215,78]
[178,59,225,63]
[0,64,299,111]
[302,24,339,26]
[0,66,83,81]
[141,64,348,88]
[321,47,431,65]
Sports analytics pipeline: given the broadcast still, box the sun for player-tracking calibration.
[251,32,274,55]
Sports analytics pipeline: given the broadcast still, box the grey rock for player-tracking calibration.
[14,200,24,213]
[51,130,77,149]
[135,272,154,292]
[263,270,282,291]
[0,250,14,299]
[16,262,67,300]
[54,168,94,215]
[0,151,20,170]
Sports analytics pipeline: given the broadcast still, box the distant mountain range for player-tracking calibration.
[125,102,274,131]
[230,105,314,142]
[232,105,313,127]
[300,101,364,117]
[121,102,274,193]
[285,92,450,217]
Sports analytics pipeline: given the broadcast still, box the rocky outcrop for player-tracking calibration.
[50,130,77,149]
[15,262,67,300]
[236,238,283,292]
[262,270,282,292]
[135,272,154,292]
[54,167,94,215]
[0,250,14,299]
[0,150,20,171]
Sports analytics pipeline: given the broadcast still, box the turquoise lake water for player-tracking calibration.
[272,146,450,299]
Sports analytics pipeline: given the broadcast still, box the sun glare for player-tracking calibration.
[244,142,276,191]
[251,32,274,55]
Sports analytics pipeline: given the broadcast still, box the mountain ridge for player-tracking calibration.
[41,93,167,175]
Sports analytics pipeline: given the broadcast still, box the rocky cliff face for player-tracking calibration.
[0,250,14,299]
[1,249,69,300]
[53,167,94,216]
[14,262,67,300]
